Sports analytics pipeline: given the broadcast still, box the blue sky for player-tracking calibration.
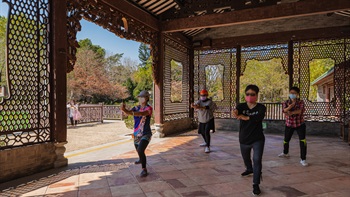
[77,19,141,62]
[0,4,141,62]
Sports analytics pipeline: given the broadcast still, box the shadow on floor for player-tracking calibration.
[1,131,350,197]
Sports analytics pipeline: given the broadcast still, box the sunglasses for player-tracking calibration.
[245,93,256,96]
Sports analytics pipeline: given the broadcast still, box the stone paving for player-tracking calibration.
[66,120,132,152]
[1,130,350,197]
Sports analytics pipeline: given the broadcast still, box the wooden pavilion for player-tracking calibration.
[0,0,349,182]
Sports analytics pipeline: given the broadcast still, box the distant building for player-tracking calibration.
[311,67,334,102]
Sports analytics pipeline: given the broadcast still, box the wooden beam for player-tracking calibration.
[165,32,192,48]
[101,0,160,31]
[173,0,184,7]
[194,26,350,49]
[162,0,350,32]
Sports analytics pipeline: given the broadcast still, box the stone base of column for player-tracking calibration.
[154,124,165,138]
[54,142,68,168]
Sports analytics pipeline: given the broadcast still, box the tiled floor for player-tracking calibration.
[1,130,350,197]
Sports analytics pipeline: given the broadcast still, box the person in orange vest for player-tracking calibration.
[191,89,217,153]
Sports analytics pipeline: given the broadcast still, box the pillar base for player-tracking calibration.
[154,124,165,138]
[54,142,68,168]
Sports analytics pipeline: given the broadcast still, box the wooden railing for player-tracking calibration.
[67,104,124,124]
[103,105,124,120]
[261,102,341,122]
[69,102,342,124]
[263,103,284,120]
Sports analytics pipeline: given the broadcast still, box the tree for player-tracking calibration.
[205,64,224,101]
[240,58,289,103]
[138,43,150,67]
[131,43,153,98]
[78,38,106,59]
[124,77,137,100]
[0,16,7,89]
[67,48,129,102]
[105,52,123,72]
[309,58,334,101]
[133,61,153,98]
[170,60,183,102]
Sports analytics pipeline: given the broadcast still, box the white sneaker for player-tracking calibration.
[205,147,210,153]
[300,160,308,167]
[200,143,207,147]
[278,153,289,158]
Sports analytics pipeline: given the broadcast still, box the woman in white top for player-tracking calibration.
[67,100,80,126]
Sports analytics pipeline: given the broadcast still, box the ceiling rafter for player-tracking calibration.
[162,0,350,33]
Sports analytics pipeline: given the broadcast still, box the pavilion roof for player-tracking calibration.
[311,67,334,86]
[127,0,350,39]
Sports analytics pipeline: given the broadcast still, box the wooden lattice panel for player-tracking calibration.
[344,39,350,123]
[0,0,51,149]
[294,39,347,122]
[194,49,236,119]
[241,44,289,75]
[163,37,190,122]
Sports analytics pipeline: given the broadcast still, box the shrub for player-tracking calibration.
[0,136,5,147]
[0,111,31,131]
[123,114,155,130]
[124,115,134,129]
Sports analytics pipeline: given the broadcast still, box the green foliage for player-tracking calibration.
[78,38,106,59]
[0,136,4,147]
[123,113,155,129]
[133,61,153,98]
[205,64,224,101]
[138,43,150,67]
[171,60,183,102]
[133,44,153,98]
[240,58,289,103]
[124,77,137,100]
[309,58,334,101]
[0,16,7,93]
[0,111,31,131]
[123,115,134,129]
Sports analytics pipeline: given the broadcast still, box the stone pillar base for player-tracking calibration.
[154,124,165,138]
[54,142,68,168]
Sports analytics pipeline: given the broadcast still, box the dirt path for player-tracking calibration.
[66,120,132,152]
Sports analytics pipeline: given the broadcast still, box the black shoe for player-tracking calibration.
[134,160,141,164]
[241,170,253,177]
[252,184,261,196]
[140,169,148,177]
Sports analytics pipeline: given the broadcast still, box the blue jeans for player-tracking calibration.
[240,139,265,185]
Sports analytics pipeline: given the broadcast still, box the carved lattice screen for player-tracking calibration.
[193,39,350,123]
[241,44,288,76]
[163,37,190,122]
[0,0,51,150]
[346,39,350,123]
[294,39,348,122]
[194,49,236,119]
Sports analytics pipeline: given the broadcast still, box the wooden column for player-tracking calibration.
[288,40,294,89]
[236,45,242,105]
[189,47,195,119]
[51,0,67,143]
[154,33,164,125]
